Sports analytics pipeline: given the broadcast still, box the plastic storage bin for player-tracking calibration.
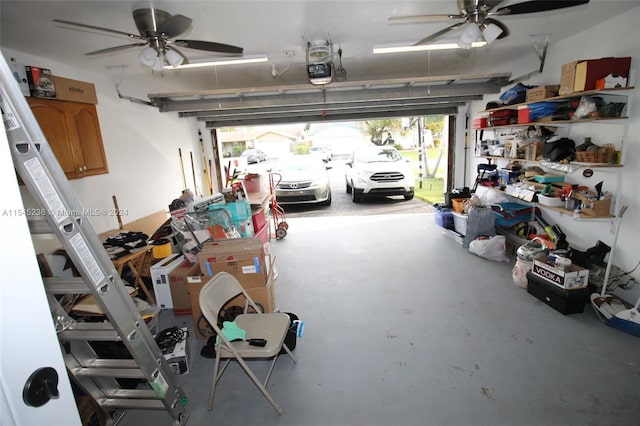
[434,208,454,229]
[452,212,468,236]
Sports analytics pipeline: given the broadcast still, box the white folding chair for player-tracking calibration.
[198,271,297,414]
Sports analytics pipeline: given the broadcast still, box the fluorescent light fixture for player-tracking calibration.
[373,41,486,54]
[164,54,268,69]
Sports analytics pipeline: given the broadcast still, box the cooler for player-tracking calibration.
[526,271,589,315]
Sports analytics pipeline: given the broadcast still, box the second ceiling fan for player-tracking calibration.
[389,0,590,48]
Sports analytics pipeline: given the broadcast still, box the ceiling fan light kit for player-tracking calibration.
[482,22,503,44]
[458,22,482,49]
[388,0,590,48]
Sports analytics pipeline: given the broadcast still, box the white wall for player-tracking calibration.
[2,48,215,241]
[462,7,640,287]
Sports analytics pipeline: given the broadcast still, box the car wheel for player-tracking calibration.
[351,187,362,203]
[404,191,415,201]
[321,191,332,206]
[345,179,352,194]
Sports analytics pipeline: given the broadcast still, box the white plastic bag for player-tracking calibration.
[512,258,532,288]
[469,235,510,262]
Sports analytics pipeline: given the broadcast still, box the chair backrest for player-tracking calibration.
[199,272,264,329]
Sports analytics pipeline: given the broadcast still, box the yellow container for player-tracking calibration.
[151,238,172,258]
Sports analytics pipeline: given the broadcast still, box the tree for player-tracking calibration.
[423,115,445,137]
[359,119,402,145]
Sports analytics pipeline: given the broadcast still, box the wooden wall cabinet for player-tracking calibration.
[27,98,109,179]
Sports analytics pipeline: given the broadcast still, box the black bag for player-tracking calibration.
[543,138,575,162]
[281,312,300,353]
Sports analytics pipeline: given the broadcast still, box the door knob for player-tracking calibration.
[22,367,60,407]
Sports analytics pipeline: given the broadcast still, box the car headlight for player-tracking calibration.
[356,169,371,180]
[311,178,329,187]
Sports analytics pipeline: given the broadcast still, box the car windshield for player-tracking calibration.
[310,147,323,152]
[276,156,324,171]
[241,150,256,156]
[355,148,403,163]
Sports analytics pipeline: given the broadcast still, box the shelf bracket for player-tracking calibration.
[508,34,549,84]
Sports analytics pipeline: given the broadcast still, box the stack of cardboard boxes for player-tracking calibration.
[186,238,275,339]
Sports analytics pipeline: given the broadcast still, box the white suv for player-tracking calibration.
[345,147,415,203]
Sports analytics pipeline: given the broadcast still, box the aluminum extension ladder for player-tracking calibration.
[0,53,188,425]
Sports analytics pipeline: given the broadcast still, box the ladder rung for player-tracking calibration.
[28,220,53,234]
[98,398,167,410]
[72,367,146,379]
[107,389,158,399]
[58,322,121,341]
[44,277,91,294]
[81,358,139,369]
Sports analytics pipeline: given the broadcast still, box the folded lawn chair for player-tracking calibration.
[198,272,297,414]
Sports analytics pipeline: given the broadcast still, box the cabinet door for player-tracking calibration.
[64,102,109,177]
[26,98,108,179]
[26,98,80,177]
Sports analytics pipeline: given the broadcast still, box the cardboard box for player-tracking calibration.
[197,239,266,281]
[186,274,276,339]
[526,85,560,102]
[52,75,98,104]
[573,57,631,93]
[524,141,545,161]
[163,327,190,374]
[579,197,612,217]
[202,256,267,289]
[25,66,56,98]
[559,60,581,95]
[168,259,200,315]
[532,255,589,289]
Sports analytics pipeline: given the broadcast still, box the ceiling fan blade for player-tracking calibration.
[484,18,509,39]
[414,22,466,46]
[173,40,243,54]
[389,14,464,24]
[493,0,590,16]
[157,14,192,38]
[53,19,144,40]
[86,43,148,56]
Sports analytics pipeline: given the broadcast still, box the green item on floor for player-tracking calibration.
[217,321,246,344]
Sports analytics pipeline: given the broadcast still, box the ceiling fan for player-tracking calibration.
[389,0,590,48]
[53,7,243,70]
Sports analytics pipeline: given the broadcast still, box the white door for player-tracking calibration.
[0,124,80,425]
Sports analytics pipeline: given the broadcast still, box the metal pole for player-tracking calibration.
[417,117,423,189]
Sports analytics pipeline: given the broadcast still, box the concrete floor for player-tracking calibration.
[121,212,640,426]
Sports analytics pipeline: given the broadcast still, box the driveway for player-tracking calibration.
[249,155,433,218]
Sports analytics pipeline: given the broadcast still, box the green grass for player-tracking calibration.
[401,149,446,205]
